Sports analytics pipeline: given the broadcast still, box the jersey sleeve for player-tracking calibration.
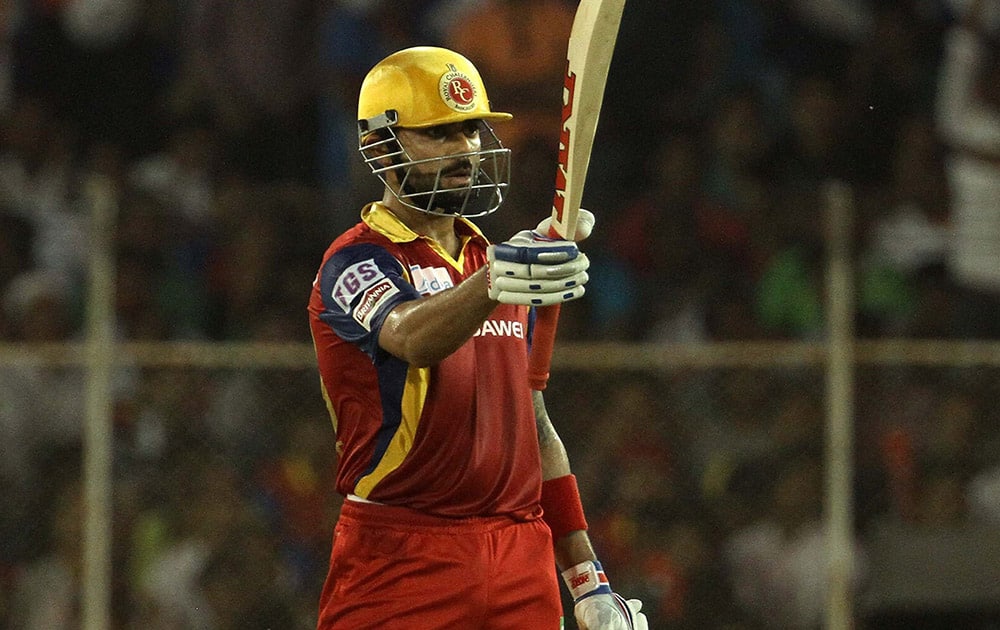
[316,243,421,358]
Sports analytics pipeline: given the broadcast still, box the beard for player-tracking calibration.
[398,158,480,215]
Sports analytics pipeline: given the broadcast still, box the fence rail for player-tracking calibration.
[4,339,1000,369]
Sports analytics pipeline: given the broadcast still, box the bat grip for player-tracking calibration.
[527,223,571,391]
[528,303,561,391]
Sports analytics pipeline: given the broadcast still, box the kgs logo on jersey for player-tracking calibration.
[332,259,383,312]
[439,64,477,113]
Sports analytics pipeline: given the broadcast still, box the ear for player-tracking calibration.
[361,130,389,155]
[359,132,402,177]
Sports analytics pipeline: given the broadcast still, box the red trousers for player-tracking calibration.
[316,499,563,629]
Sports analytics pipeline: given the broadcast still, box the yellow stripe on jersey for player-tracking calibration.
[353,364,431,498]
[318,376,338,432]
[310,331,340,433]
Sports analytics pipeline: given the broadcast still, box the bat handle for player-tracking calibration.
[528,302,561,391]
[527,222,572,390]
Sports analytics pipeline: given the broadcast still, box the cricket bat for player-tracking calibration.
[527,0,626,391]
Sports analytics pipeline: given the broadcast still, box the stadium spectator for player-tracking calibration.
[936,0,1000,338]
[169,0,321,183]
[723,451,865,629]
[5,476,84,630]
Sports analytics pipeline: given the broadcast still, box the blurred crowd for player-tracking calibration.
[3,0,1000,628]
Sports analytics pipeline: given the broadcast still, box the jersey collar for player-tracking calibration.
[361,202,488,245]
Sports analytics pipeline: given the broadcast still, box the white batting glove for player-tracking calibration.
[562,561,648,630]
[486,230,589,306]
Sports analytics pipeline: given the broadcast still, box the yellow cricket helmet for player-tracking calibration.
[356,47,513,218]
[358,46,512,130]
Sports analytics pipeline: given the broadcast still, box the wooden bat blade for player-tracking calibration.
[528,0,625,391]
[549,0,626,240]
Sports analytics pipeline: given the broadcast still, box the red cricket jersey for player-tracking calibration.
[308,203,542,520]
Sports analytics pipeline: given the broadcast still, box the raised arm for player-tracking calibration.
[379,222,590,367]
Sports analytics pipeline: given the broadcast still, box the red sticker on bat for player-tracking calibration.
[551,63,577,224]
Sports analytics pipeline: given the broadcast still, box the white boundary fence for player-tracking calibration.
[5,337,1000,370]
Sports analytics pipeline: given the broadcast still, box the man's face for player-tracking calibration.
[392,120,483,214]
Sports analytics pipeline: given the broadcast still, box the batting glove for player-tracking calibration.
[562,561,648,630]
[486,231,589,306]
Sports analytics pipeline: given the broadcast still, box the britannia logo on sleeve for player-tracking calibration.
[353,279,400,331]
[439,64,477,113]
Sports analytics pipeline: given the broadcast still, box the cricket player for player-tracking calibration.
[307,47,648,629]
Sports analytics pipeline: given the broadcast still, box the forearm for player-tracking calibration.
[553,530,599,572]
[535,389,571,481]
[533,390,599,569]
[379,267,497,366]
